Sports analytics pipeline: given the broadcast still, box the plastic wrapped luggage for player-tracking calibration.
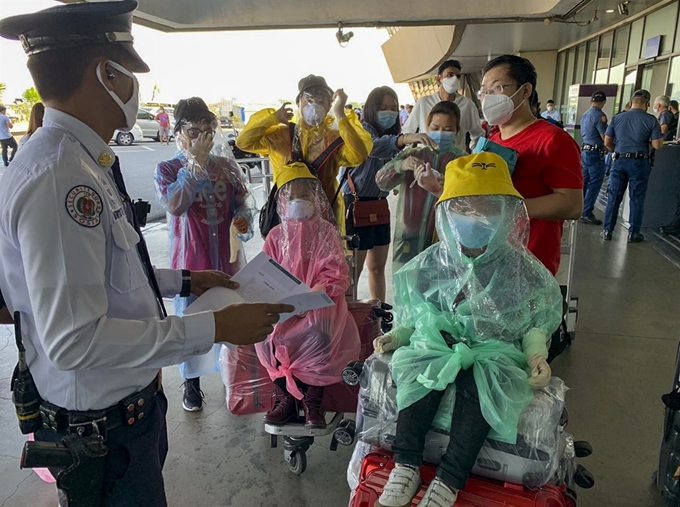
[348,450,575,507]
[354,353,568,488]
[654,341,680,505]
[219,300,381,415]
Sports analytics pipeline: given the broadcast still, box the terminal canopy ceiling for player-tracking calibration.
[62,0,587,31]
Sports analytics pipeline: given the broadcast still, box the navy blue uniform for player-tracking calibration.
[580,106,608,218]
[603,109,662,234]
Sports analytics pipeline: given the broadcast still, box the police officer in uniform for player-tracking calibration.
[601,89,664,243]
[579,91,609,225]
[0,2,292,506]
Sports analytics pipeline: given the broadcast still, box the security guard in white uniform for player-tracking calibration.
[0,2,292,505]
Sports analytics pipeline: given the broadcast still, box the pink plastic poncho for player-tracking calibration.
[255,178,360,400]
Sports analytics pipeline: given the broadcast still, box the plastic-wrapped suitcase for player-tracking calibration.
[219,300,381,415]
[354,353,568,488]
[349,450,575,507]
[654,341,680,504]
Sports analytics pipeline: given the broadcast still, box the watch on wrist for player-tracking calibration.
[180,270,191,297]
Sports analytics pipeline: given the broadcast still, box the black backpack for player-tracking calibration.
[663,113,678,142]
[259,123,344,238]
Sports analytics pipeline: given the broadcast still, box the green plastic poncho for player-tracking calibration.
[375,145,465,273]
[390,193,563,444]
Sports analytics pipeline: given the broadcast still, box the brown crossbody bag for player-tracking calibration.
[346,169,390,227]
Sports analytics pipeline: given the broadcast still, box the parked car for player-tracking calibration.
[111,124,145,146]
[137,108,175,141]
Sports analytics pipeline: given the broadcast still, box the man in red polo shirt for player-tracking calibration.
[481,55,583,275]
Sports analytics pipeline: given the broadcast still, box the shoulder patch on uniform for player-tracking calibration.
[65,185,103,228]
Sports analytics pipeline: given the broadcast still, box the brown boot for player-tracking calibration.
[263,386,297,425]
[302,386,326,429]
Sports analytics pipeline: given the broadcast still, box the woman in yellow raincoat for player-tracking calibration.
[236,75,372,232]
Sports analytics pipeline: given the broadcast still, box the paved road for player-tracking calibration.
[113,140,177,221]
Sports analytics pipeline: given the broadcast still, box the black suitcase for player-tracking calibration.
[655,342,680,505]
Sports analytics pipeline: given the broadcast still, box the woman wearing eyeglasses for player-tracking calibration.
[154,97,255,411]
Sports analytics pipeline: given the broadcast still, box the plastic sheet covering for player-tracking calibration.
[354,352,569,488]
[235,103,372,234]
[389,194,564,442]
[553,432,577,490]
[154,122,255,378]
[374,145,465,272]
[254,177,360,399]
[219,300,383,414]
[347,440,377,491]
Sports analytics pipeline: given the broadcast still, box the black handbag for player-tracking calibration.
[259,123,345,238]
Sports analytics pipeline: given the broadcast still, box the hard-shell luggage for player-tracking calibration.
[349,451,576,507]
[654,341,680,504]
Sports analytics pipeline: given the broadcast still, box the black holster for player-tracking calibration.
[21,432,108,507]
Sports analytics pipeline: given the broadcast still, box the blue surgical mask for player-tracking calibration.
[377,111,399,130]
[428,130,457,151]
[451,213,501,249]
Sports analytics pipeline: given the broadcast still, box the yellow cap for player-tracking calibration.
[437,152,523,205]
[274,162,317,189]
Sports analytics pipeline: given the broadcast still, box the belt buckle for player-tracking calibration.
[68,415,107,438]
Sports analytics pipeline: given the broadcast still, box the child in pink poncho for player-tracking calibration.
[256,168,360,429]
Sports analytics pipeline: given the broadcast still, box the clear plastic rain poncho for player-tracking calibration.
[255,174,361,400]
[235,98,372,235]
[154,123,255,377]
[375,145,465,272]
[389,158,563,444]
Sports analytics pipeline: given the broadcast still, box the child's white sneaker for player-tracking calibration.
[419,477,458,507]
[375,464,421,507]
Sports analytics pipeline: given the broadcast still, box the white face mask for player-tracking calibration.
[441,76,460,95]
[302,103,327,127]
[547,105,554,112]
[287,199,315,221]
[97,60,139,132]
[482,85,525,126]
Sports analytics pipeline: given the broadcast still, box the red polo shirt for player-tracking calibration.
[491,120,583,275]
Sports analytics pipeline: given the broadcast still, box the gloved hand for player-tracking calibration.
[414,162,443,196]
[373,327,414,354]
[188,132,214,169]
[526,355,551,389]
[398,156,421,173]
[522,328,551,389]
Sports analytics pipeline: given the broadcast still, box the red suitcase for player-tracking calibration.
[222,300,380,415]
[350,451,576,507]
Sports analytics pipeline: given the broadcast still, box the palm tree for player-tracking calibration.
[0,82,6,102]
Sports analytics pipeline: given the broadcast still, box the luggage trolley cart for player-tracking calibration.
[264,234,392,475]
[550,220,579,362]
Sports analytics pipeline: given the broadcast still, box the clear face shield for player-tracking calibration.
[175,120,236,176]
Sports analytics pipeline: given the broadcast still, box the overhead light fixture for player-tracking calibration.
[606,9,615,13]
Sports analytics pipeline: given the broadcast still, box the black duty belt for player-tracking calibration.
[38,376,160,436]
[614,151,648,159]
[582,144,605,152]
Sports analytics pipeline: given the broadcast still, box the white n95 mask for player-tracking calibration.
[441,76,460,95]
[482,85,525,126]
[287,199,315,221]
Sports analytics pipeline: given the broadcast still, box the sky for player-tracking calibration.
[0,0,415,109]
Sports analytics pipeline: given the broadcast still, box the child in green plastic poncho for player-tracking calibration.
[372,152,563,507]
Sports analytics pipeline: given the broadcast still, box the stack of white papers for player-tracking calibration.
[185,252,335,324]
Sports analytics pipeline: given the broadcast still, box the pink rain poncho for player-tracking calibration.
[255,176,360,400]
[155,134,254,378]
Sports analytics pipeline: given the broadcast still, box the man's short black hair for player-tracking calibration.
[27,44,125,102]
[483,55,537,99]
[546,99,555,105]
[438,59,463,76]
[0,106,6,113]
[672,100,679,111]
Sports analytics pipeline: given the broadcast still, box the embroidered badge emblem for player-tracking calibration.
[66,186,103,227]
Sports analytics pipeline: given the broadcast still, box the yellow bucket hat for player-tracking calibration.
[274,162,317,190]
[437,152,523,205]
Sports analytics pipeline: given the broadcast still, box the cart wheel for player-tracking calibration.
[574,464,595,489]
[270,434,278,448]
[334,420,356,446]
[342,362,363,386]
[574,440,592,458]
[287,450,307,475]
